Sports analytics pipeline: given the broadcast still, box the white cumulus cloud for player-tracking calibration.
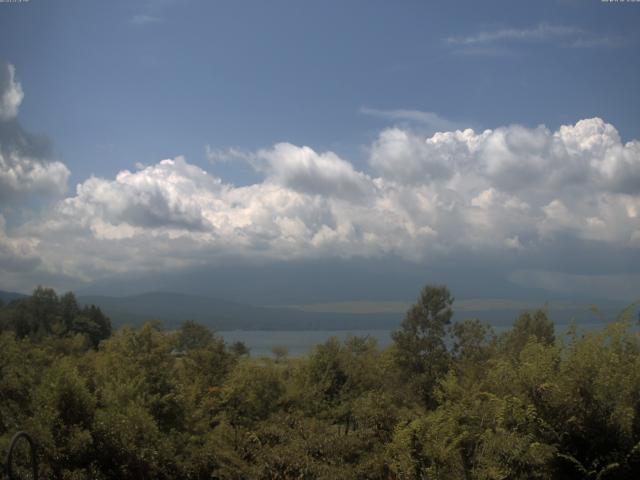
[0,62,69,204]
[257,142,375,202]
[1,116,639,289]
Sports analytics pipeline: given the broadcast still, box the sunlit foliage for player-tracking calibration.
[1,286,639,479]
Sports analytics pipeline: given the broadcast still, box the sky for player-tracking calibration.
[0,0,639,306]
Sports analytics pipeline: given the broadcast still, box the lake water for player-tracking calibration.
[219,321,612,358]
[219,329,394,357]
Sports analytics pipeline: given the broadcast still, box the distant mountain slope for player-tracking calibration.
[0,289,28,304]
[77,291,402,331]
[4,288,623,332]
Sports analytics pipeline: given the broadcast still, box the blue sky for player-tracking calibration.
[3,0,639,183]
[1,0,639,305]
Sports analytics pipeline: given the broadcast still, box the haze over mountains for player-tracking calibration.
[1,288,625,332]
[77,292,401,331]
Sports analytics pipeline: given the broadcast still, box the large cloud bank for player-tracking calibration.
[4,120,640,283]
[1,63,639,288]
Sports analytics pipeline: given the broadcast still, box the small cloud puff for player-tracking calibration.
[129,14,162,25]
[0,63,23,121]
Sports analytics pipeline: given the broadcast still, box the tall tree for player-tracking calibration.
[392,284,454,408]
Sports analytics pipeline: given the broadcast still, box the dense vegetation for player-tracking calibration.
[1,286,639,479]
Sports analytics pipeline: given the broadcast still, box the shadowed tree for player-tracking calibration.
[392,284,454,408]
[504,309,555,355]
[178,320,214,351]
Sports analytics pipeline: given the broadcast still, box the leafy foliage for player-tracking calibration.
[0,286,639,479]
[392,285,454,407]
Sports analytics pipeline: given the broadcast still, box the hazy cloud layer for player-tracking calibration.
[446,23,623,54]
[509,270,640,301]
[447,24,582,46]
[360,107,465,133]
[0,62,69,204]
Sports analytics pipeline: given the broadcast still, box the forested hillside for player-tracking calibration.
[1,286,639,479]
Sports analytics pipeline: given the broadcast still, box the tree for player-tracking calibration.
[70,305,112,348]
[59,292,81,333]
[450,318,496,385]
[218,360,285,453]
[451,318,495,363]
[29,286,60,336]
[6,286,61,339]
[392,284,454,408]
[177,320,214,351]
[504,309,555,355]
[30,360,96,479]
[229,340,250,357]
[0,288,111,348]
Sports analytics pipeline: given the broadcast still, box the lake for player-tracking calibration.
[219,329,394,357]
[219,321,613,358]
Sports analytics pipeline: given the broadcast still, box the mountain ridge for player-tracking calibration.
[1,289,627,332]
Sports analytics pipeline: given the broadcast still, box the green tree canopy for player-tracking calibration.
[392,284,454,407]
